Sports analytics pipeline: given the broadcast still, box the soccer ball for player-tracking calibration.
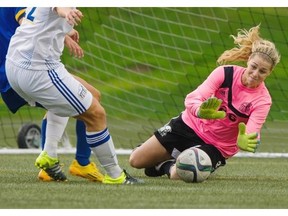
[176,147,213,183]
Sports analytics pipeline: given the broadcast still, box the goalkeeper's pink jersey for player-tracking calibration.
[181,65,271,158]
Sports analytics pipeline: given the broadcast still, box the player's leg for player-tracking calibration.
[129,116,181,178]
[35,111,69,181]
[130,115,209,179]
[67,75,120,181]
[68,74,142,184]
[129,135,174,177]
[37,116,52,181]
[8,63,142,184]
[1,84,67,164]
[66,75,104,181]
[43,112,69,158]
[45,68,142,184]
[0,86,66,181]
[38,76,103,182]
[38,116,103,182]
[74,119,91,166]
[5,66,70,182]
[129,135,172,168]
[4,62,67,181]
[76,98,143,184]
[68,119,104,182]
[64,73,142,184]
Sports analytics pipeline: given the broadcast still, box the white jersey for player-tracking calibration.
[5,7,92,117]
[6,7,73,70]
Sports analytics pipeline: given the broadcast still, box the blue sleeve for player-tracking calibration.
[14,7,26,23]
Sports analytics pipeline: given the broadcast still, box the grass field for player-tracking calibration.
[1,154,288,209]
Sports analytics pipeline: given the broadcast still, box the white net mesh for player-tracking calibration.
[1,8,288,153]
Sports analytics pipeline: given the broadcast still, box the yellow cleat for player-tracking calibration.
[35,151,67,181]
[38,169,53,182]
[69,159,104,182]
[102,169,144,184]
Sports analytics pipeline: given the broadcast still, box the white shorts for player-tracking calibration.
[6,61,93,117]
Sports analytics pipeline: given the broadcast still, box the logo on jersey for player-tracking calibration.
[239,102,252,114]
[158,125,172,137]
[228,113,237,122]
[78,85,87,99]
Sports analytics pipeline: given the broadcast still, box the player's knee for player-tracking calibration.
[89,100,106,119]
[93,104,106,119]
[80,100,106,129]
[129,153,137,168]
[129,152,141,168]
[91,88,101,101]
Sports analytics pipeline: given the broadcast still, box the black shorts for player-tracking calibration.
[154,114,226,171]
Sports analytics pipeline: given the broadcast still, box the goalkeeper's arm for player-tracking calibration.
[237,122,260,153]
[197,97,226,119]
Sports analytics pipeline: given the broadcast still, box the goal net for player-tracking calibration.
[1,7,287,153]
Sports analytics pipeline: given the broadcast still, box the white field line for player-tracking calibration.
[0,148,133,155]
[0,148,288,158]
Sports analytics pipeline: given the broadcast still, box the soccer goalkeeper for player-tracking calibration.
[129,25,281,181]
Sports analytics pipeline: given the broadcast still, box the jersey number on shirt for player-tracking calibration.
[26,7,36,22]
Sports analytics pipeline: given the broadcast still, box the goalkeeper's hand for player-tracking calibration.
[197,97,226,119]
[237,122,260,153]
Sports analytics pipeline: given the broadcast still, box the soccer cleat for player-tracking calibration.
[35,151,67,181]
[38,169,53,181]
[102,169,144,184]
[69,159,104,182]
[144,159,175,177]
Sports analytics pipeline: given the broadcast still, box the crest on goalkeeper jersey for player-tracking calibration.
[158,125,172,137]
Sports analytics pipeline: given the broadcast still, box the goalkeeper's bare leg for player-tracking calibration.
[129,135,179,179]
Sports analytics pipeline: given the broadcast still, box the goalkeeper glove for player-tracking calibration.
[197,97,226,119]
[237,122,260,153]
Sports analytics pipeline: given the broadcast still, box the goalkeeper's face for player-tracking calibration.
[243,55,272,88]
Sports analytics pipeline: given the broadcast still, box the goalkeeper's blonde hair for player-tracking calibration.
[217,25,280,69]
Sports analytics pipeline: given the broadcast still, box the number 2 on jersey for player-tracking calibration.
[26,7,36,22]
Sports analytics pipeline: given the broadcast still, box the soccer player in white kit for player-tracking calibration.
[0,7,104,182]
[6,7,143,184]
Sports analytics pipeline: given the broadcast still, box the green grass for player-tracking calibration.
[0,154,288,209]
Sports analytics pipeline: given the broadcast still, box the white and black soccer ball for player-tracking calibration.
[176,147,213,183]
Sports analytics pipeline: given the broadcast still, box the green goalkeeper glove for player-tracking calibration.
[237,122,260,153]
[197,97,226,119]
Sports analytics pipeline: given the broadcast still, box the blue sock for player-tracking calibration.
[75,120,91,166]
[41,118,47,150]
